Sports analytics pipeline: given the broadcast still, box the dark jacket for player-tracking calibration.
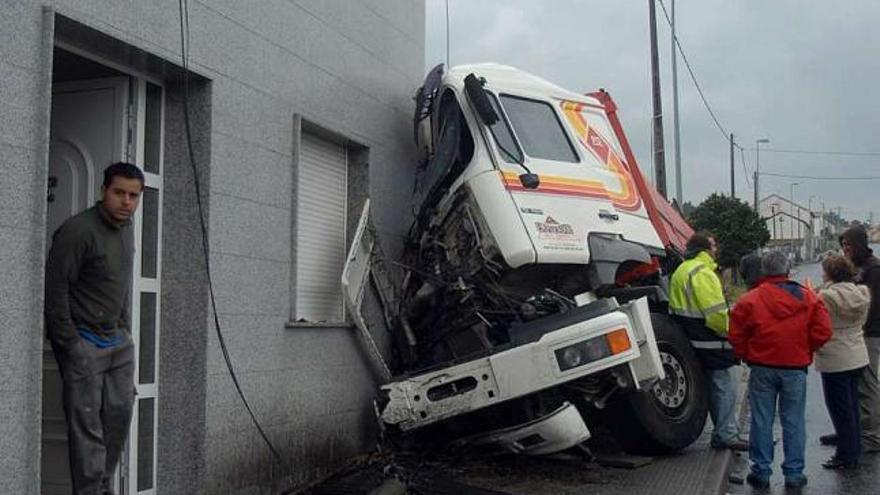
[44,203,134,347]
[729,276,832,369]
[857,256,880,338]
[840,226,880,337]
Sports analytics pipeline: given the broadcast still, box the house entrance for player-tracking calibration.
[42,45,164,495]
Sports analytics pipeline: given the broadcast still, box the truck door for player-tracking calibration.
[483,92,663,263]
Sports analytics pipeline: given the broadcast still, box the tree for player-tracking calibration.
[688,193,770,270]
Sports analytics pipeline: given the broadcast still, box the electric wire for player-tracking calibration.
[744,148,880,157]
[739,146,752,189]
[177,0,290,474]
[657,0,879,182]
[445,0,450,68]
[656,0,733,145]
[759,171,880,181]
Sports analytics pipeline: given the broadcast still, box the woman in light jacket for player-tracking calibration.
[816,255,871,469]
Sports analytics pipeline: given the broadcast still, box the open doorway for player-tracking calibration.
[42,46,164,495]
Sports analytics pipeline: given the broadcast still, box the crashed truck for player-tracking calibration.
[342,63,705,456]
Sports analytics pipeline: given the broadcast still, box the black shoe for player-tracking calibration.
[819,433,838,446]
[822,456,859,470]
[784,474,808,488]
[746,472,770,489]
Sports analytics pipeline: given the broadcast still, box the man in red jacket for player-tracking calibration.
[730,251,832,489]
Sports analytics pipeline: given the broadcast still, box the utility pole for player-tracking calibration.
[649,0,667,198]
[729,134,735,198]
[671,0,682,204]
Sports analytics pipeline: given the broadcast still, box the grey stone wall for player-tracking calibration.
[0,6,54,495]
[0,1,424,494]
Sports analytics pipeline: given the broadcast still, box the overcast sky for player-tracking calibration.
[424,0,880,222]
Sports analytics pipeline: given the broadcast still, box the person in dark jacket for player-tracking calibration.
[820,225,880,453]
[729,251,832,489]
[45,163,143,495]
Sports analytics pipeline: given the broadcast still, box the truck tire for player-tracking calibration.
[605,313,708,454]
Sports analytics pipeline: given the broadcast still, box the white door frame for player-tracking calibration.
[51,41,165,495]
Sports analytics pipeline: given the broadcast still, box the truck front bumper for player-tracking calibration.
[380,297,663,431]
[454,401,590,455]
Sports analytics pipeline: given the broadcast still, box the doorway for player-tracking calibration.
[42,46,164,495]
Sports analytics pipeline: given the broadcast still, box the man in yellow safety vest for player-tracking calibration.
[669,231,747,451]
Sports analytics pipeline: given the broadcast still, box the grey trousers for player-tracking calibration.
[52,334,135,495]
[860,336,880,449]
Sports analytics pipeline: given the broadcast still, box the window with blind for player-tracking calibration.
[293,131,349,322]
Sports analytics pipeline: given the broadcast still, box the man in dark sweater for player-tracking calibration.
[44,162,143,495]
[821,225,880,453]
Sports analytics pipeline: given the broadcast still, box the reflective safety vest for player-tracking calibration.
[669,251,736,369]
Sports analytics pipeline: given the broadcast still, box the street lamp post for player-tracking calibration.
[754,138,770,211]
[771,204,777,239]
[809,195,817,259]
[790,182,800,259]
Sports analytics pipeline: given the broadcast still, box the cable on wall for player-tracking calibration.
[177,0,290,474]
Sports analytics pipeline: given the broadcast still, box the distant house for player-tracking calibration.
[758,194,826,260]
[0,1,424,494]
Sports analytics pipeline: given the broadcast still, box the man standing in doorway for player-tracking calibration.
[44,162,143,495]
[822,226,880,453]
[669,232,748,451]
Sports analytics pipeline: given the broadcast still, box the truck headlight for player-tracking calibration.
[555,329,632,372]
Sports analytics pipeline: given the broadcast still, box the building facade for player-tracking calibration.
[759,194,826,261]
[0,1,424,493]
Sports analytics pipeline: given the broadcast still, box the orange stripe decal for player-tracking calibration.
[555,101,642,211]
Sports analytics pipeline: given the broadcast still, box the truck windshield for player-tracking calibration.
[498,94,579,163]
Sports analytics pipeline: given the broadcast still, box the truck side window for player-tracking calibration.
[499,94,579,163]
[415,90,474,223]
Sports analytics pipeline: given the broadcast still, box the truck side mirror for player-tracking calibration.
[464,73,499,126]
[519,173,540,189]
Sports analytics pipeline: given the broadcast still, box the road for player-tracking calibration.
[724,259,880,494]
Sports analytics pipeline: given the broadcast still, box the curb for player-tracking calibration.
[700,365,750,495]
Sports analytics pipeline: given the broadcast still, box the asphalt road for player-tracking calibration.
[724,260,880,495]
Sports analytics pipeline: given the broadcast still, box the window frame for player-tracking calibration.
[288,116,369,328]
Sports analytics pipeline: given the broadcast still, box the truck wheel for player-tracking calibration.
[605,313,708,454]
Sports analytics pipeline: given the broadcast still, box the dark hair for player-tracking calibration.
[839,225,873,264]
[686,231,715,253]
[103,162,145,188]
[822,254,858,283]
[739,253,763,288]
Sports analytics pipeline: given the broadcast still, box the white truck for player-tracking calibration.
[343,64,707,456]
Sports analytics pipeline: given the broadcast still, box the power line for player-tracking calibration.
[739,146,752,188]
[744,148,880,157]
[760,171,880,181]
[656,0,732,145]
[445,0,450,67]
